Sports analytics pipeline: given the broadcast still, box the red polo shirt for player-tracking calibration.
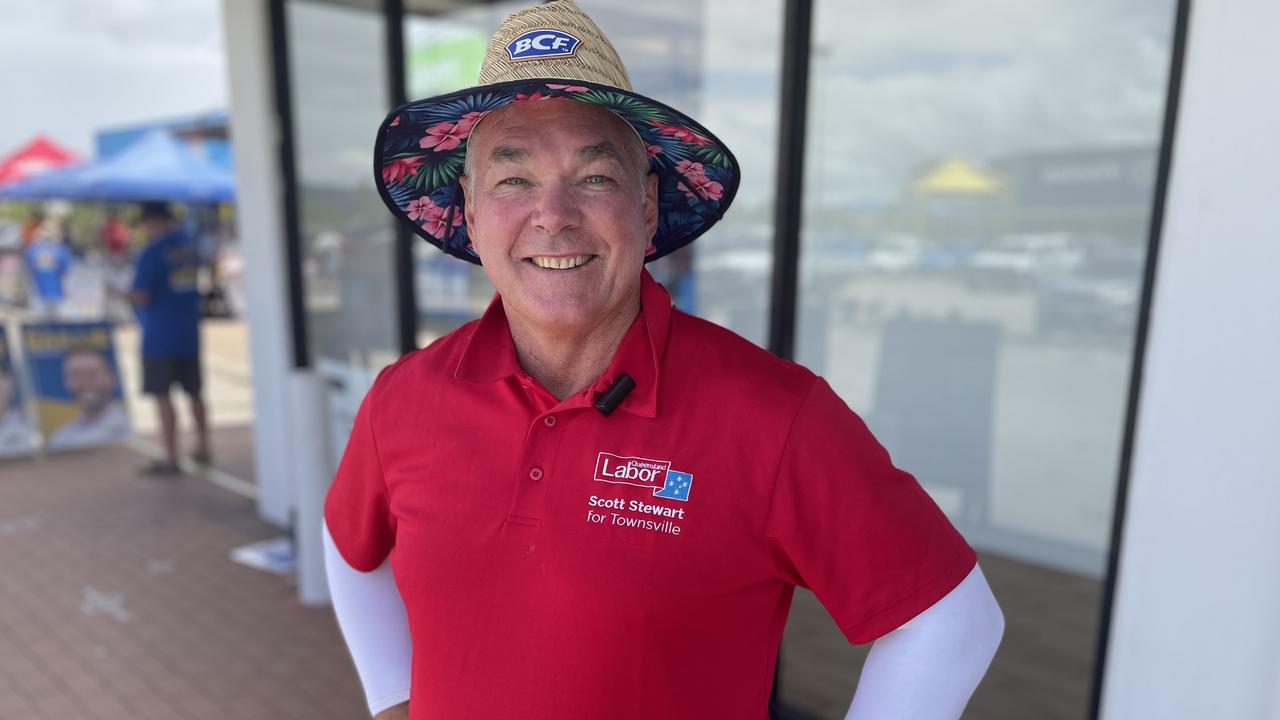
[324,270,976,720]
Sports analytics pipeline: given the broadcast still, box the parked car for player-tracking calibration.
[866,234,926,274]
[968,233,1085,288]
[1036,274,1138,343]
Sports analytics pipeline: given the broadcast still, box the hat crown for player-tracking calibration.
[479,0,632,90]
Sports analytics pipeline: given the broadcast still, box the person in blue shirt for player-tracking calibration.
[24,225,72,319]
[129,201,209,475]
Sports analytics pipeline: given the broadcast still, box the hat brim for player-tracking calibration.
[374,78,741,265]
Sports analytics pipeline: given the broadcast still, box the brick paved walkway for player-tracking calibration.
[0,445,366,720]
[777,550,1099,719]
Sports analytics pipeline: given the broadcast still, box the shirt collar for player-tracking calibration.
[454,268,672,418]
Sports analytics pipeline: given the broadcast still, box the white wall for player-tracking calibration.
[1101,1,1280,718]
[218,0,297,527]
[220,0,337,605]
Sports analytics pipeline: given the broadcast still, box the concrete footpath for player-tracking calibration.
[0,444,367,720]
[0,316,367,719]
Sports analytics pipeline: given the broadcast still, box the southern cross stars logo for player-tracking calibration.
[653,470,692,501]
[593,452,694,502]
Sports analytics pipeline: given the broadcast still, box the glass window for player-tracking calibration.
[586,0,778,348]
[288,0,400,371]
[781,1,1178,718]
[584,0,784,347]
[404,2,527,347]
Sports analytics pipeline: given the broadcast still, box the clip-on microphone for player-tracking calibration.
[594,373,636,417]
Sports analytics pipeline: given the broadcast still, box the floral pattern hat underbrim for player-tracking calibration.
[375,79,740,265]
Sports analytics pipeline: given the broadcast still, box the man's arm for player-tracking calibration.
[844,564,1004,720]
[129,247,156,306]
[323,522,412,718]
[373,701,409,720]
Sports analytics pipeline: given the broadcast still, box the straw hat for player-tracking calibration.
[374,0,740,265]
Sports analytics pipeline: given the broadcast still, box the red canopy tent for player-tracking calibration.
[0,135,79,186]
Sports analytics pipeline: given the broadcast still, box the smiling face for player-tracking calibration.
[461,99,658,338]
[64,351,116,416]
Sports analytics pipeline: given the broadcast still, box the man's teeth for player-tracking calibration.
[530,255,592,270]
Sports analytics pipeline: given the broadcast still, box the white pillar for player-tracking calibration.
[289,370,332,606]
[218,0,299,527]
[1101,1,1280,718]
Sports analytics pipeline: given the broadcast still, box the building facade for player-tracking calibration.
[218,1,1280,717]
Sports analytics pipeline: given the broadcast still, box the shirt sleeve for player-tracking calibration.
[130,247,159,294]
[765,377,977,645]
[324,378,397,572]
[322,522,412,716]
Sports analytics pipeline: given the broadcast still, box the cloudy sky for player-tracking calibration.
[0,1,227,158]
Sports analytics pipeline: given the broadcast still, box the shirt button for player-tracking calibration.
[529,467,544,481]
[543,415,557,428]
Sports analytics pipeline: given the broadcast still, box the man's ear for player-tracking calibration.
[461,176,476,231]
[644,171,659,241]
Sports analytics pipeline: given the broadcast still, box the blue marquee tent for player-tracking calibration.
[0,130,234,203]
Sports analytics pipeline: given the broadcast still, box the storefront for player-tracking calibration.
[218,1,1280,718]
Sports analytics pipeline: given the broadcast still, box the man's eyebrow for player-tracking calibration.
[576,141,622,163]
[488,145,529,163]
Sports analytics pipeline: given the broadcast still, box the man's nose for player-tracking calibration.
[531,182,581,236]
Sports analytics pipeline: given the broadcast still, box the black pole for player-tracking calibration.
[769,4,815,716]
[384,0,417,356]
[267,0,310,369]
[1087,0,1192,717]
[767,0,813,362]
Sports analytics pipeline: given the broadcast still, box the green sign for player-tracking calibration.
[408,33,487,97]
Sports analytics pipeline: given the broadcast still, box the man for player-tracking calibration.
[129,201,209,474]
[325,2,1003,719]
[47,348,130,450]
[23,220,71,319]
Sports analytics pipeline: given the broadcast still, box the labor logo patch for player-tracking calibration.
[506,29,581,61]
[594,452,693,502]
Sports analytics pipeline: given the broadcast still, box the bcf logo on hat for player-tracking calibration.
[506,29,581,61]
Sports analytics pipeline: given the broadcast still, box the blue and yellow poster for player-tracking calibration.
[22,322,131,452]
[0,326,37,457]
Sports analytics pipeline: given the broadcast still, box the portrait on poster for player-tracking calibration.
[22,322,132,452]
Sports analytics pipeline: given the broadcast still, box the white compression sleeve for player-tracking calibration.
[844,564,1005,720]
[323,521,413,717]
